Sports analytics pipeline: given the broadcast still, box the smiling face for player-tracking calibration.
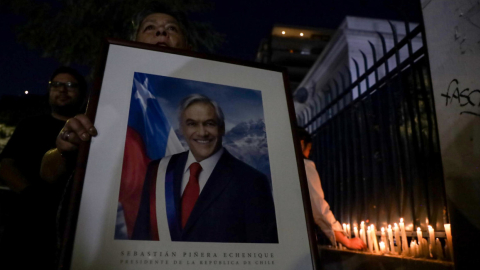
[180,102,225,162]
[135,13,188,49]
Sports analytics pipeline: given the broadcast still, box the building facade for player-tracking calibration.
[256,25,333,92]
[294,16,422,128]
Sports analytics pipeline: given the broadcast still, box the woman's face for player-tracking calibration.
[135,13,188,49]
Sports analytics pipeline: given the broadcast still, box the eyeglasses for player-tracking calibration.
[49,81,79,91]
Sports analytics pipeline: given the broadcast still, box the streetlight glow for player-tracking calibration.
[300,32,304,36]
[25,90,29,94]
[282,31,285,35]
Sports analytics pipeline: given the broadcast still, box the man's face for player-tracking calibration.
[181,102,225,162]
[49,73,81,110]
[136,13,188,49]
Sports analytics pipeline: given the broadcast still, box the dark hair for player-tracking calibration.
[295,126,312,145]
[49,66,87,101]
[130,2,191,45]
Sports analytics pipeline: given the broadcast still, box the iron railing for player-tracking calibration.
[299,22,447,233]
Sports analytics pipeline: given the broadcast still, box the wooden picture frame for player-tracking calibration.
[59,39,319,270]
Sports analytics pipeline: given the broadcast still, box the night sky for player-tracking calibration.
[0,0,421,99]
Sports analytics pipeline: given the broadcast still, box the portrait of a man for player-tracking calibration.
[116,72,278,244]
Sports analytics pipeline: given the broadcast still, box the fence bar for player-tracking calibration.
[300,21,446,235]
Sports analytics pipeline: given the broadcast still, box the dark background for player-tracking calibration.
[0,0,421,99]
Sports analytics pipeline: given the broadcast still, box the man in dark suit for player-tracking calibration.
[132,94,278,243]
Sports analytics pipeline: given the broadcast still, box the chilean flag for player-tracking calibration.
[116,73,184,239]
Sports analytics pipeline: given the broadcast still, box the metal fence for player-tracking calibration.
[298,22,448,233]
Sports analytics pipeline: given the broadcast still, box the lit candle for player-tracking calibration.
[410,240,414,257]
[421,238,429,258]
[444,224,453,261]
[428,225,435,257]
[399,218,409,255]
[394,223,401,253]
[387,225,395,253]
[379,241,386,254]
[416,227,423,256]
[444,242,451,260]
[381,227,388,252]
[416,241,421,258]
[371,224,379,252]
[411,240,418,257]
[366,226,373,252]
[342,223,350,239]
[435,238,444,260]
[347,224,351,239]
[360,228,365,245]
[354,226,359,238]
[360,221,367,246]
[416,227,422,240]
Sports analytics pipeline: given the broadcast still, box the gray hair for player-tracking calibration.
[179,94,225,129]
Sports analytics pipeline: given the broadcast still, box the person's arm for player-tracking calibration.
[40,114,97,183]
[304,160,338,239]
[304,160,365,250]
[40,148,70,183]
[335,231,366,250]
[0,158,29,193]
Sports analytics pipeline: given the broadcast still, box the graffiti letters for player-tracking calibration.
[441,79,480,117]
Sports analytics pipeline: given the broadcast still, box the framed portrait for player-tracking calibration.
[60,39,318,270]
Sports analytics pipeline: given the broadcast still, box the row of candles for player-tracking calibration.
[336,218,453,261]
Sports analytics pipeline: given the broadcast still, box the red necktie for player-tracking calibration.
[181,162,202,228]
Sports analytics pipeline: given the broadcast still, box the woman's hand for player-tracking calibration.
[40,114,98,183]
[57,114,97,154]
[344,237,367,250]
[335,231,367,250]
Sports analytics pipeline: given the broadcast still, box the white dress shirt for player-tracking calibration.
[304,159,344,245]
[180,148,224,195]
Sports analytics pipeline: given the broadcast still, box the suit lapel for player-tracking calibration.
[182,151,234,235]
[173,152,188,220]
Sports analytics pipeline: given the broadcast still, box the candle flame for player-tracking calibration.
[400,218,404,223]
[428,225,432,229]
[354,226,357,230]
[417,227,421,231]
[361,221,364,225]
[394,223,398,227]
[388,225,392,229]
[381,227,385,232]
